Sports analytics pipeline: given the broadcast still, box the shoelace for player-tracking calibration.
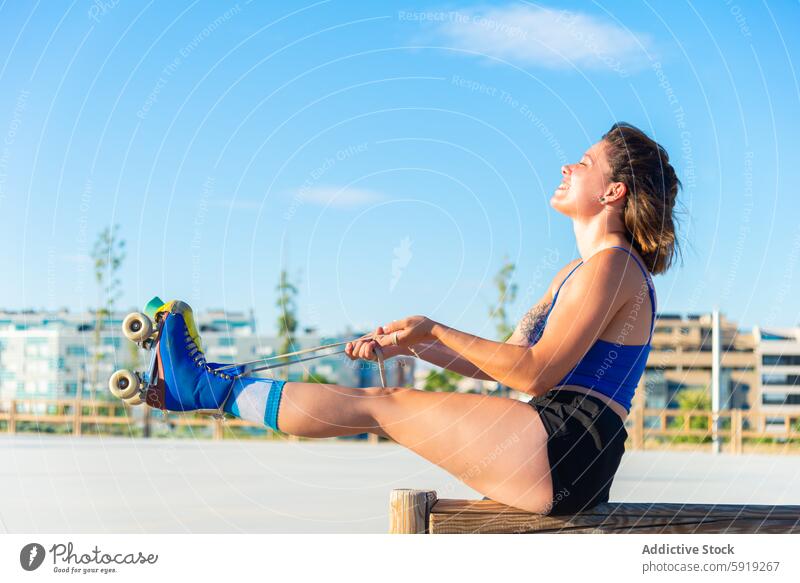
[178,323,388,419]
[184,330,235,381]
[179,328,238,418]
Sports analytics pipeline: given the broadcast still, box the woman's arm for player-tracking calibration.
[381,251,633,396]
[426,324,539,394]
[346,286,557,383]
[410,281,558,382]
[406,340,495,381]
[346,326,501,381]
[408,293,555,381]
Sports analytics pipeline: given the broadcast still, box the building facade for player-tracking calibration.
[0,308,414,403]
[638,312,757,410]
[753,326,800,429]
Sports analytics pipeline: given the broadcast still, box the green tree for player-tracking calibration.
[489,256,517,342]
[669,387,712,443]
[275,269,299,359]
[90,225,126,400]
[423,369,462,392]
[484,255,517,395]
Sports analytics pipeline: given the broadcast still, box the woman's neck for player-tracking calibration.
[572,217,629,261]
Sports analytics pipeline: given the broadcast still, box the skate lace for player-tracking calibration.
[183,330,234,381]
[182,327,238,419]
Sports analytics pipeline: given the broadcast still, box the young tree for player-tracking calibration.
[90,225,126,400]
[484,256,518,395]
[275,269,299,361]
[676,387,712,412]
[489,256,518,342]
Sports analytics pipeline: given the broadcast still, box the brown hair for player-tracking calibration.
[601,122,683,275]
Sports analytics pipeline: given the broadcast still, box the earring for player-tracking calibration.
[599,196,606,203]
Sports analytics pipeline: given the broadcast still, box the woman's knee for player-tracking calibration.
[359,386,419,431]
[360,385,413,399]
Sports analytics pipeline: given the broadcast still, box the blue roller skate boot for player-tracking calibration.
[145,300,286,431]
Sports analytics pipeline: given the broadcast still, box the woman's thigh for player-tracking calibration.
[372,387,553,514]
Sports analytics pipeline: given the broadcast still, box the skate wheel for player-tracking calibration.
[109,369,140,400]
[124,391,145,406]
[122,312,153,343]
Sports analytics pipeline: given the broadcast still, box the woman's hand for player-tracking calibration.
[382,315,435,347]
[345,325,407,362]
[344,316,436,362]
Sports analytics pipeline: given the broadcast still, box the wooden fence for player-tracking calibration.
[0,398,379,442]
[0,400,797,451]
[626,408,800,453]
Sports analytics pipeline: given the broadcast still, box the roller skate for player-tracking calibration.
[109,297,243,416]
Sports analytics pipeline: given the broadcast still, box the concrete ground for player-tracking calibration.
[1,435,798,533]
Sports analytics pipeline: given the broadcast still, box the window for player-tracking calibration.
[762,393,800,406]
[103,337,121,348]
[762,392,787,405]
[26,343,50,357]
[654,326,674,334]
[762,374,800,386]
[762,354,800,366]
[66,345,87,357]
[761,332,793,341]
[217,337,235,347]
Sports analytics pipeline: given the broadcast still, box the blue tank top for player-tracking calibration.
[529,246,656,413]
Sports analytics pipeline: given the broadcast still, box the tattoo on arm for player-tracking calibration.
[518,302,551,346]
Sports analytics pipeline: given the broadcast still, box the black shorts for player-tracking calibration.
[526,388,628,515]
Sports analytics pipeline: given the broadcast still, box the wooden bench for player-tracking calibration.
[388,489,800,534]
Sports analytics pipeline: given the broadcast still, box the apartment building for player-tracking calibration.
[753,326,800,427]
[637,312,757,410]
[0,308,412,402]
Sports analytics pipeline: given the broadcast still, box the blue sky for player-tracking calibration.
[0,0,798,337]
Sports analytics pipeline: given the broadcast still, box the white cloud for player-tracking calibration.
[296,186,384,207]
[434,5,653,73]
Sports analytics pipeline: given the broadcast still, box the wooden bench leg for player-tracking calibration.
[389,489,438,533]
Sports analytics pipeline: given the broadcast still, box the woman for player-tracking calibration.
[140,121,681,516]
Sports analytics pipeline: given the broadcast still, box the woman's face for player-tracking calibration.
[550,140,615,218]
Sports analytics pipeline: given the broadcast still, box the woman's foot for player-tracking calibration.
[144,300,286,430]
[145,303,232,413]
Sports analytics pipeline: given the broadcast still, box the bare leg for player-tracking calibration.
[277,382,554,513]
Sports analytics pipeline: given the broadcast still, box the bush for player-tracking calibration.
[423,369,462,392]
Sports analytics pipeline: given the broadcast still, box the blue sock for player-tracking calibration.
[222,377,287,432]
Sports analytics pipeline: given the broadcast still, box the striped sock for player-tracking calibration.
[222,377,287,432]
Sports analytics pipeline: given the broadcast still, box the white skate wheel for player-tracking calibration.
[122,312,153,343]
[109,369,140,400]
[124,391,145,406]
